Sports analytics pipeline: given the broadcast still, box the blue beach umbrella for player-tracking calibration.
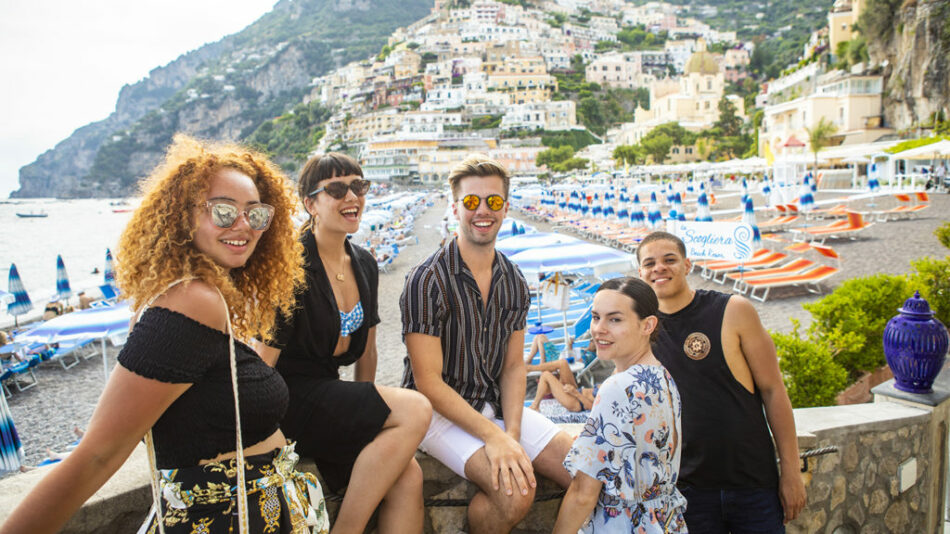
[868,163,881,192]
[591,194,602,217]
[496,232,582,256]
[510,242,635,275]
[669,193,684,221]
[630,194,645,227]
[647,193,663,229]
[55,255,72,302]
[6,263,33,325]
[103,249,116,286]
[0,393,24,473]
[696,192,713,222]
[798,177,815,213]
[762,181,773,207]
[741,178,750,206]
[743,198,762,250]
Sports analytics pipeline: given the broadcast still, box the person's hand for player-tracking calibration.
[779,468,806,523]
[483,430,536,497]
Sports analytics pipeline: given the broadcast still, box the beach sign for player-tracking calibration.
[668,221,755,261]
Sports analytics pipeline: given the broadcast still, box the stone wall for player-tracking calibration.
[789,401,942,533]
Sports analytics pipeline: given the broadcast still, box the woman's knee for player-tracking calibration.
[382,387,432,435]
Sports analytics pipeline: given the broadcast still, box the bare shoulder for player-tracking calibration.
[151,280,228,333]
[724,294,763,329]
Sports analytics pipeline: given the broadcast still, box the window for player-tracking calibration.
[672,147,680,154]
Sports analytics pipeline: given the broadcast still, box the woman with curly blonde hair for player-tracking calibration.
[2,135,329,534]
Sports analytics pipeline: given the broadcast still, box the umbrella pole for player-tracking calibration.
[561,309,569,352]
[101,337,108,383]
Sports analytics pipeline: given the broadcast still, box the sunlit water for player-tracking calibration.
[0,199,134,326]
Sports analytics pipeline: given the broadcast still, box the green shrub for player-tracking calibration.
[935,222,950,250]
[909,256,950,327]
[773,323,850,408]
[804,274,909,379]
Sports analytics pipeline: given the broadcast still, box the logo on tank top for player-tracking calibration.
[683,332,711,360]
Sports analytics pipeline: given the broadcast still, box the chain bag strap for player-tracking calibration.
[136,278,249,534]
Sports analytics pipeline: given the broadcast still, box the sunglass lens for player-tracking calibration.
[487,195,505,211]
[211,203,238,228]
[462,195,479,211]
[325,182,349,199]
[247,207,272,231]
[354,180,371,196]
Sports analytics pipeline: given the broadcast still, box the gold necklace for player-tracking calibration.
[326,255,346,282]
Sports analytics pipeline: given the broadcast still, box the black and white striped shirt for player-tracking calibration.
[400,238,530,417]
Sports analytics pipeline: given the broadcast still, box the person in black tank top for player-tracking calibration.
[636,232,807,533]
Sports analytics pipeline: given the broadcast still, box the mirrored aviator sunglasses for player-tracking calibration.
[205,201,275,231]
[309,179,372,199]
[460,194,505,211]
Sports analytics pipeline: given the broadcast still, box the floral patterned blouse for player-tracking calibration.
[564,364,688,533]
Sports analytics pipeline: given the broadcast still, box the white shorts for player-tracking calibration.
[419,403,562,479]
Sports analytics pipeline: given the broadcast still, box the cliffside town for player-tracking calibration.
[11,0,949,197]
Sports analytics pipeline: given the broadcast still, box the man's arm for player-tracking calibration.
[727,296,807,523]
[406,332,536,496]
[499,328,527,441]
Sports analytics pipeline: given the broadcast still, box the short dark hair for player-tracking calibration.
[596,276,661,342]
[636,231,687,262]
[298,152,363,201]
[447,154,510,200]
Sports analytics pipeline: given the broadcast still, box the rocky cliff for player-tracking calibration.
[12,0,432,198]
[865,0,950,130]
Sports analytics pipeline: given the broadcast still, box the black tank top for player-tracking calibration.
[653,289,779,489]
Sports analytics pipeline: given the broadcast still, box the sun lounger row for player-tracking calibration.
[790,211,873,244]
[872,192,930,222]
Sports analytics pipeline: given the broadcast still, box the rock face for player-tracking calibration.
[868,0,950,131]
[12,0,431,198]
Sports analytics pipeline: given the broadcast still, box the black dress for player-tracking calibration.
[270,229,390,492]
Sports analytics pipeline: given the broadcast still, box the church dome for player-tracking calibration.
[684,51,719,75]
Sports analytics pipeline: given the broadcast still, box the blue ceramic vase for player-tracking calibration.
[883,291,949,394]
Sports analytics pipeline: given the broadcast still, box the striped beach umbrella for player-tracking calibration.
[741,178,750,206]
[6,263,33,324]
[630,194,646,227]
[696,192,713,222]
[799,177,815,213]
[669,193,685,221]
[591,194,602,217]
[743,198,762,250]
[762,181,773,207]
[55,255,72,302]
[0,393,24,473]
[647,192,663,229]
[868,164,880,192]
[104,249,116,286]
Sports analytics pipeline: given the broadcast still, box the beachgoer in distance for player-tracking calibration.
[637,231,806,532]
[554,277,686,533]
[400,154,572,534]
[255,153,431,534]
[1,134,328,534]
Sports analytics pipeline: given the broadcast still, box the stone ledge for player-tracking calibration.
[0,424,824,533]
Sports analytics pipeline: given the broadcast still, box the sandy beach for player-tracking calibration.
[3,190,948,471]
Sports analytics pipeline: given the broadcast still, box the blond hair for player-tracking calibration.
[447,154,511,200]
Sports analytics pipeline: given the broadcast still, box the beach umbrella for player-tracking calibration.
[798,177,815,213]
[0,393,24,473]
[591,194,602,217]
[103,249,116,286]
[510,242,635,275]
[55,255,72,302]
[762,181,773,208]
[741,178,750,205]
[19,301,133,382]
[630,194,646,227]
[496,232,582,256]
[647,192,663,229]
[669,193,684,221]
[743,198,762,250]
[695,192,713,222]
[868,163,881,192]
[6,264,33,326]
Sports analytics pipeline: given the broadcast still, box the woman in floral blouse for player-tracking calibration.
[554,277,687,533]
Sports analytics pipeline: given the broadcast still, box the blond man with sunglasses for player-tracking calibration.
[400,154,572,534]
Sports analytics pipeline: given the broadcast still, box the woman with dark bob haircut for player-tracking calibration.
[256,153,432,534]
[2,134,329,534]
[554,277,687,533]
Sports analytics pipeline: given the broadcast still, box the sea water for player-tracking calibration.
[0,199,133,327]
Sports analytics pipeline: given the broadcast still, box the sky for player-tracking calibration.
[0,0,279,198]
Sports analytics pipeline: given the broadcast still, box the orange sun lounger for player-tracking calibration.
[742,264,841,302]
[726,258,817,292]
[698,250,789,284]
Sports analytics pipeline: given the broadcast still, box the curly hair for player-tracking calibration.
[115,134,304,342]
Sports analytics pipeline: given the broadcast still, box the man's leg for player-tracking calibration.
[680,486,729,534]
[464,448,537,534]
[530,431,573,488]
[722,487,785,534]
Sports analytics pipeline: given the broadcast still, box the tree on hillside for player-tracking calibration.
[642,133,673,164]
[613,144,645,165]
[714,97,742,138]
[643,122,695,146]
[696,137,715,161]
[805,117,838,175]
[537,145,575,168]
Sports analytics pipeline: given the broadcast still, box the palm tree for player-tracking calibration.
[805,117,838,177]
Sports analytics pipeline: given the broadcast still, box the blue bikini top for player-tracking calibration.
[339,301,364,337]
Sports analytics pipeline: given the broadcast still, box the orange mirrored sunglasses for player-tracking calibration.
[460,194,506,211]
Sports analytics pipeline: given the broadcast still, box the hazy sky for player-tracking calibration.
[0,0,279,197]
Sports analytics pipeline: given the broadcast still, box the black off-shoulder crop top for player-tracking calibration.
[117,307,289,469]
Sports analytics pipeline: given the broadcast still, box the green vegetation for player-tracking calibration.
[540,130,599,151]
[246,101,331,169]
[553,59,650,136]
[857,0,903,45]
[773,322,850,408]
[536,145,590,172]
[886,135,950,154]
[617,25,668,51]
[471,115,503,130]
[834,37,869,71]
[805,117,838,174]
